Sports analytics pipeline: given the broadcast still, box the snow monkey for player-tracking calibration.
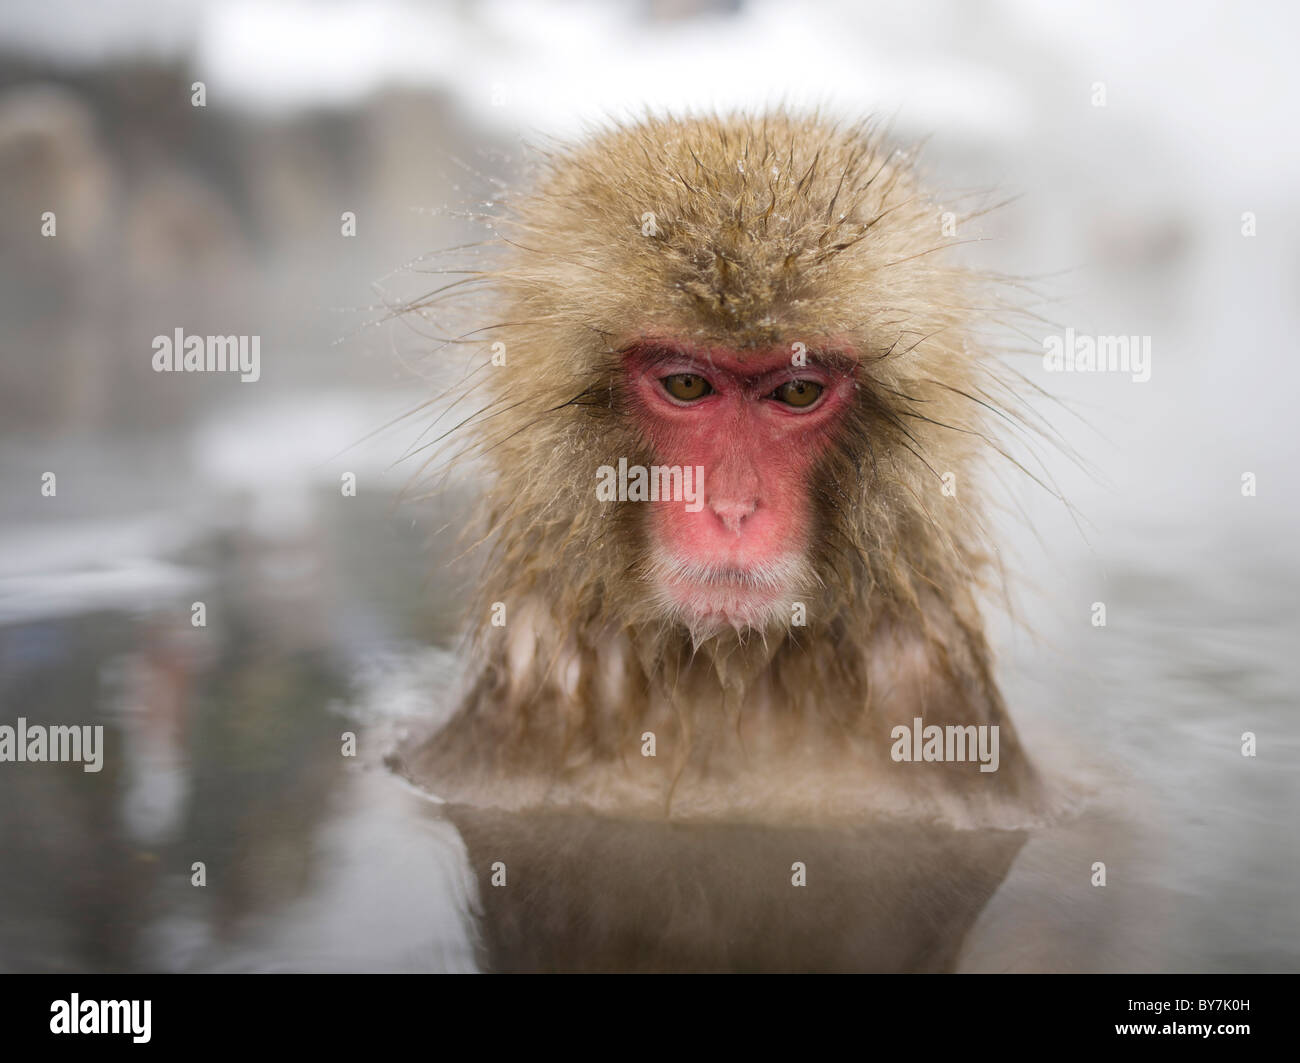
[395,110,1046,833]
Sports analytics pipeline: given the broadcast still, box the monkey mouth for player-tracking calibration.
[647,551,814,633]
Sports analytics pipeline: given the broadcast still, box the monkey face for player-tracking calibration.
[622,342,856,636]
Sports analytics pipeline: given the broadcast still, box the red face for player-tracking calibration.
[623,343,856,633]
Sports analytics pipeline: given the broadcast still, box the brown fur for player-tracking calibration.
[393,110,1045,826]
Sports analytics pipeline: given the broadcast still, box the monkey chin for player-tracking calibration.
[648,549,815,641]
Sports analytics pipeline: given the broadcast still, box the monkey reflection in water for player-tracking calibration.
[389,111,1049,972]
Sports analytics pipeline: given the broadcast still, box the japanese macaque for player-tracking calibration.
[396,110,1044,827]
[388,111,1056,968]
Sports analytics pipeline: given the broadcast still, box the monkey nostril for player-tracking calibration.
[710,499,757,535]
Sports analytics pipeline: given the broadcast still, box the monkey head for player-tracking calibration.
[447,111,1003,653]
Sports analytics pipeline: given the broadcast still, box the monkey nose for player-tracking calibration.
[709,499,757,535]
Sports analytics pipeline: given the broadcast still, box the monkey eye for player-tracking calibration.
[771,380,823,408]
[661,373,713,402]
